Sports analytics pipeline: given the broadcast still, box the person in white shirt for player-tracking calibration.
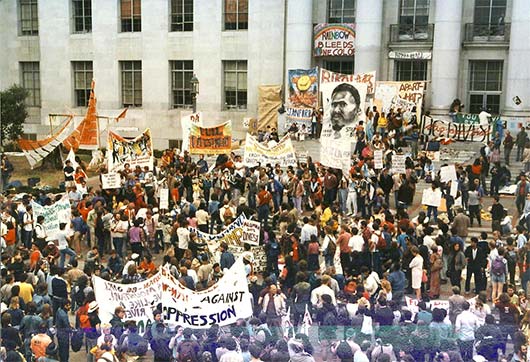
[478,108,492,126]
[56,222,77,269]
[176,219,190,261]
[349,227,365,252]
[300,217,318,246]
[361,267,381,297]
[310,275,337,307]
[455,301,479,361]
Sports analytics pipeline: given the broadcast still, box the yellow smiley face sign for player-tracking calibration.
[297,75,312,92]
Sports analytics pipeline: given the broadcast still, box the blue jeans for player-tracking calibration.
[22,229,33,249]
[258,204,270,229]
[113,237,124,257]
[59,247,77,268]
[427,206,438,222]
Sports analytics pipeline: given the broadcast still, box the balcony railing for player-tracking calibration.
[390,23,434,43]
[464,23,510,43]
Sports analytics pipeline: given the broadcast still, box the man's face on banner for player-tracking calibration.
[330,90,359,131]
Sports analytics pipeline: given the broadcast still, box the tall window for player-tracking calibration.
[72,61,93,107]
[170,0,193,32]
[473,0,506,36]
[170,61,193,108]
[323,60,354,75]
[399,0,430,37]
[328,0,355,23]
[469,60,503,114]
[224,0,248,30]
[395,60,427,81]
[223,61,247,110]
[120,0,141,32]
[20,62,40,107]
[19,0,38,35]
[120,61,142,107]
[72,0,92,33]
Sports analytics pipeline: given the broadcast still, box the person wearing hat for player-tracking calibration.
[86,300,102,362]
[122,252,139,276]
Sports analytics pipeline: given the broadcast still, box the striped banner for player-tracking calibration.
[17,116,74,169]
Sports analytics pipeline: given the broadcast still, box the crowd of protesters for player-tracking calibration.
[2,112,530,362]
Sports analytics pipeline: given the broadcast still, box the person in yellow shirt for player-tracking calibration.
[320,202,333,228]
[30,323,52,360]
[377,112,388,137]
[17,273,34,304]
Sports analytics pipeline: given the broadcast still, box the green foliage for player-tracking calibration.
[1,84,29,145]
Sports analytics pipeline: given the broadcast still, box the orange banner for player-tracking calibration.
[63,80,99,151]
[189,121,232,155]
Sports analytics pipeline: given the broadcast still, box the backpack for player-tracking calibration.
[491,256,505,276]
[376,232,387,251]
[506,249,517,267]
[255,326,274,347]
[125,332,149,356]
[71,328,84,352]
[76,304,91,329]
[151,337,172,361]
[178,340,198,362]
[325,236,336,256]
[267,240,280,258]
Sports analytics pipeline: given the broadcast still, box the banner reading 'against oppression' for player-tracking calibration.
[243,134,297,168]
[189,121,232,155]
[107,129,153,172]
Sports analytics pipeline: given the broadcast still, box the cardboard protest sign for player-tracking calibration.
[31,197,72,240]
[93,272,163,335]
[319,137,353,173]
[374,81,425,122]
[374,150,384,169]
[181,112,203,151]
[159,188,169,210]
[160,259,252,329]
[440,165,457,183]
[241,219,260,246]
[422,188,442,207]
[392,154,406,174]
[101,173,121,189]
[280,107,313,135]
[108,128,153,171]
[243,134,297,168]
[189,121,232,155]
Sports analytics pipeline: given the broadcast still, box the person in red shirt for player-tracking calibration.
[257,185,272,228]
[337,224,352,275]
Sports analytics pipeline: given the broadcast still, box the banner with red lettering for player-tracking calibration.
[374,81,425,123]
[314,24,355,57]
[320,68,376,95]
[189,121,232,155]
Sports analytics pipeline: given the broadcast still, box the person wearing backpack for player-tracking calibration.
[150,322,172,362]
[119,321,148,359]
[176,328,200,362]
[490,247,508,302]
[316,294,337,362]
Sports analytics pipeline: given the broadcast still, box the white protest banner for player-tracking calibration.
[320,138,352,173]
[31,197,72,240]
[241,219,260,246]
[93,273,163,335]
[160,259,252,329]
[440,165,458,183]
[374,150,384,169]
[392,154,406,174]
[422,188,442,207]
[159,188,169,210]
[101,173,121,189]
[243,134,297,168]
[107,129,154,172]
[181,112,203,151]
[189,214,247,253]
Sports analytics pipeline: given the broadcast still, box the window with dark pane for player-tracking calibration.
[469,60,503,114]
[395,60,427,81]
[120,61,142,107]
[171,60,193,108]
[73,0,91,33]
[19,0,38,35]
[73,61,93,107]
[171,0,193,32]
[120,0,141,32]
[224,0,248,30]
[328,0,356,23]
[323,60,354,75]
[20,62,40,107]
[223,60,247,109]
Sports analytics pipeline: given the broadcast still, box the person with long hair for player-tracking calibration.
[448,243,465,290]
[409,246,423,300]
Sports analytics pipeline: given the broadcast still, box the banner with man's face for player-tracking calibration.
[320,81,367,141]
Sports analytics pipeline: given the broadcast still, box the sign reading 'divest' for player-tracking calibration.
[314,24,355,57]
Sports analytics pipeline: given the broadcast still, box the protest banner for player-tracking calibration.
[374,81,425,121]
[456,113,501,125]
[440,165,457,183]
[257,85,282,131]
[374,150,384,169]
[31,197,72,240]
[279,107,313,135]
[422,188,442,207]
[159,188,169,210]
[243,134,297,168]
[101,173,121,189]
[160,259,252,329]
[288,68,319,108]
[450,180,459,198]
[320,138,353,173]
[93,273,163,335]
[189,121,232,155]
[320,79,367,141]
[229,245,266,272]
[107,128,153,172]
[392,154,406,174]
[189,214,247,253]
[181,112,203,151]
[388,51,432,60]
[320,68,376,95]
[241,219,260,246]
[420,115,492,142]
[313,24,355,57]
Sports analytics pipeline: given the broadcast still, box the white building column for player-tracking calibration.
[355,0,383,74]
[285,0,313,92]
[503,0,530,116]
[430,0,463,114]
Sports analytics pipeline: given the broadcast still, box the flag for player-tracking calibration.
[115,108,128,122]
[282,307,293,339]
[65,149,79,170]
[63,80,99,151]
[301,304,312,336]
